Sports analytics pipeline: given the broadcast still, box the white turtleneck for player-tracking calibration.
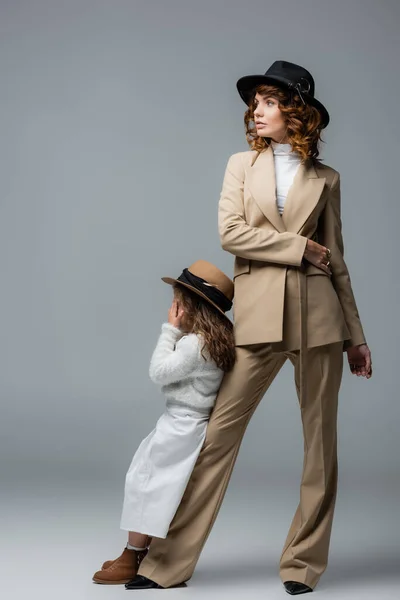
[270,140,302,215]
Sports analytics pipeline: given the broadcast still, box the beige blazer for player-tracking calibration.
[218,147,366,350]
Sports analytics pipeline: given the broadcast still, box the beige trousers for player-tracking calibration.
[138,341,344,589]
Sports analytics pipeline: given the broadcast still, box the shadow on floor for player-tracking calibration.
[190,552,400,589]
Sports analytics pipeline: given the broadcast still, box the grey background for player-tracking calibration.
[0,1,399,598]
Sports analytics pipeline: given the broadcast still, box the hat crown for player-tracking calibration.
[186,260,233,302]
[235,59,329,128]
[265,60,315,96]
[161,260,234,323]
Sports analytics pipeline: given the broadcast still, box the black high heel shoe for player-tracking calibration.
[284,581,313,595]
[125,575,163,589]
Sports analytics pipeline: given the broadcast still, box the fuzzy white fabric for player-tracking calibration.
[271,140,302,215]
[148,322,225,413]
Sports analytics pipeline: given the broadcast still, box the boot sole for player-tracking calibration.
[93,577,132,585]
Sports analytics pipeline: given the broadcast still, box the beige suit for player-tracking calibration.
[222,148,365,349]
[138,147,366,589]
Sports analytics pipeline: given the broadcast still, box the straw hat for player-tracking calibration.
[162,259,234,323]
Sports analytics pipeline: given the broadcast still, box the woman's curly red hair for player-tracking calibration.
[244,84,325,162]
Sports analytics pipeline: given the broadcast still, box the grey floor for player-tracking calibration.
[2,473,399,600]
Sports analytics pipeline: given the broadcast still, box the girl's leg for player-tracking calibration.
[128,532,151,549]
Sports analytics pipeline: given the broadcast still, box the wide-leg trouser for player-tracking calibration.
[138,341,344,589]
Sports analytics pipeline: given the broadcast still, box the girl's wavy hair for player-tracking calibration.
[244,84,325,162]
[172,283,236,373]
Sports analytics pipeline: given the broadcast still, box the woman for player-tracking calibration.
[126,60,372,595]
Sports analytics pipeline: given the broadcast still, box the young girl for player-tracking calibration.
[92,259,235,585]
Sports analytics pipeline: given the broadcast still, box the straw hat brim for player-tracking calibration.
[161,277,232,323]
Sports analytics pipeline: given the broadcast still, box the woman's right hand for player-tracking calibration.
[303,239,332,275]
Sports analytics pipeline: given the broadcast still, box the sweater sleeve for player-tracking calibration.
[148,323,201,386]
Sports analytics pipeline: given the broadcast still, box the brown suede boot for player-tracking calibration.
[101,558,114,570]
[93,547,148,585]
[100,548,148,570]
[101,538,152,570]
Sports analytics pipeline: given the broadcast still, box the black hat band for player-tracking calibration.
[176,268,232,313]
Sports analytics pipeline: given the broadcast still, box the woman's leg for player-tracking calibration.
[279,342,344,589]
[138,343,287,588]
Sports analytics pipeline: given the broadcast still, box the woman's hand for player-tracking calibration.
[303,239,332,275]
[347,343,372,378]
[168,299,185,329]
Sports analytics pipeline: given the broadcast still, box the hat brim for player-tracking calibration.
[236,74,330,128]
[161,277,232,323]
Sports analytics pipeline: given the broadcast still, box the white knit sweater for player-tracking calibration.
[149,322,225,413]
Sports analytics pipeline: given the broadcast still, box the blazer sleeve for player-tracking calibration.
[218,152,308,266]
[321,172,366,348]
[149,323,201,385]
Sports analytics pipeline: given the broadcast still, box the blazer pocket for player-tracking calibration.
[305,264,331,278]
[233,257,251,279]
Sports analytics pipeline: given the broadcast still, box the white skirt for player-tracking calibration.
[120,403,210,538]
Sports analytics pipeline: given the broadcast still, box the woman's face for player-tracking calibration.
[253,92,288,143]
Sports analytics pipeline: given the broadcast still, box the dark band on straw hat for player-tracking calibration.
[177,268,233,313]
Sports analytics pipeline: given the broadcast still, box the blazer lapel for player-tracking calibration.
[247,147,286,233]
[282,159,326,234]
[248,147,326,234]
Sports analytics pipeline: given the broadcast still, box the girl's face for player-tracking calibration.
[253,92,288,143]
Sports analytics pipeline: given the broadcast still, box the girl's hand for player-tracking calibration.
[303,239,332,275]
[347,343,372,378]
[168,299,185,329]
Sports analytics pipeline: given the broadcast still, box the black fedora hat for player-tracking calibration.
[236,60,330,128]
